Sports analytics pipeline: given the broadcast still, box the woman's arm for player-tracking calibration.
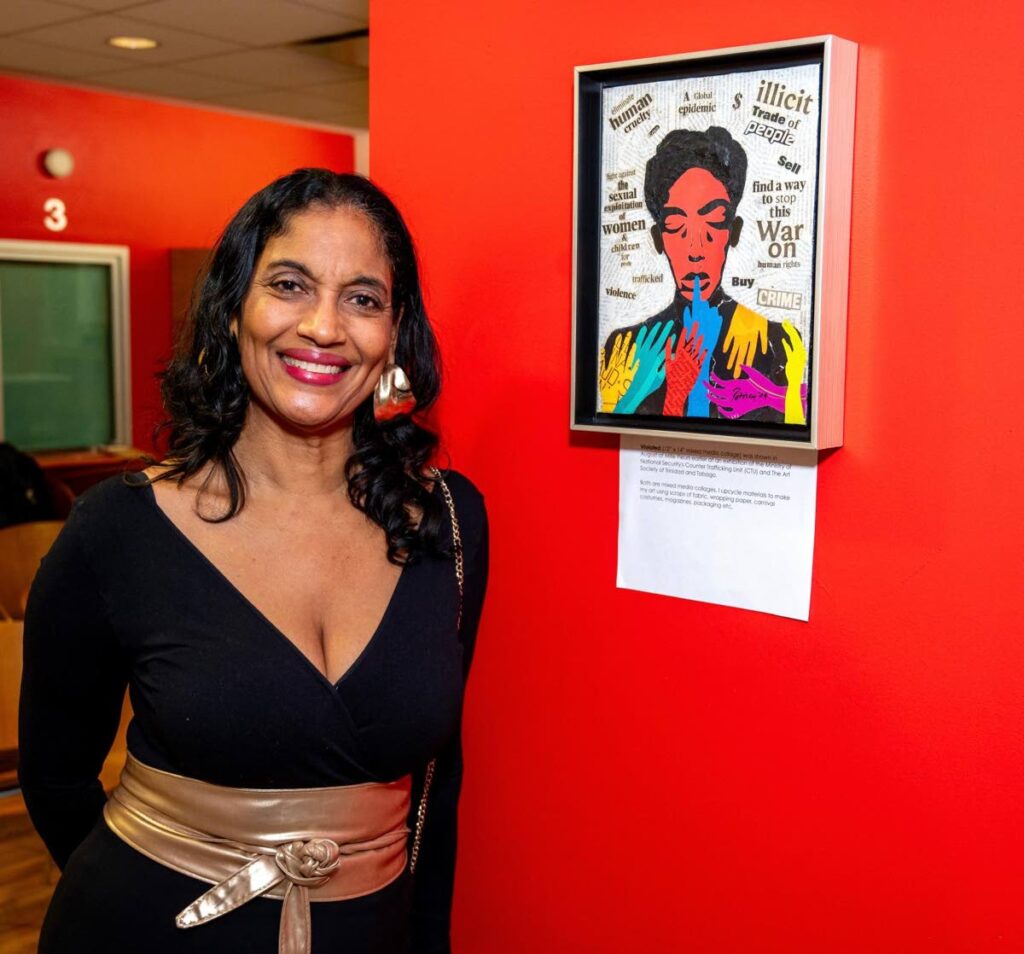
[18,499,128,868]
[410,481,489,952]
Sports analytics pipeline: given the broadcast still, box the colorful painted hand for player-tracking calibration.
[705,365,807,419]
[781,320,807,425]
[663,322,707,416]
[722,303,768,379]
[599,331,638,413]
[681,284,723,417]
[613,321,674,414]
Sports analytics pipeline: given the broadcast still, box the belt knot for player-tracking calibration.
[274,838,341,887]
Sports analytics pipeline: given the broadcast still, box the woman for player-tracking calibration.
[18,169,488,953]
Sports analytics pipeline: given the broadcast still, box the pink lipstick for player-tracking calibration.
[278,349,351,386]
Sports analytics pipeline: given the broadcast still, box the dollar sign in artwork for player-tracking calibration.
[733,92,743,109]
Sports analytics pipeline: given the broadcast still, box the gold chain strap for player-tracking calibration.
[408,757,435,875]
[409,467,463,875]
[435,470,465,631]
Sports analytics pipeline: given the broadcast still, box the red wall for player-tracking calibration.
[372,4,1024,951]
[0,73,354,450]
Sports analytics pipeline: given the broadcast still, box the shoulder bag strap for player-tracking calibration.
[409,467,463,875]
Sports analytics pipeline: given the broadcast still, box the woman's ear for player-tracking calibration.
[650,224,665,255]
[729,216,744,249]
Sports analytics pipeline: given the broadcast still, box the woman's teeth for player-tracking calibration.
[281,355,346,374]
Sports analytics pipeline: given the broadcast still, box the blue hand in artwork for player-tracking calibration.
[614,321,674,414]
[681,283,723,417]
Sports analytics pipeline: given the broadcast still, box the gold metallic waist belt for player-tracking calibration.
[103,754,412,954]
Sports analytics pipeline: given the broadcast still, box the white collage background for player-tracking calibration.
[597,62,822,352]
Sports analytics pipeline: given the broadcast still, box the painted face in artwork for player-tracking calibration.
[654,168,741,303]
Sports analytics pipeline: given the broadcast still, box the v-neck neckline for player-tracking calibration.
[135,479,411,691]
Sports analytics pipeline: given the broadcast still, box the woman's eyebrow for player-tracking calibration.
[697,198,730,216]
[344,275,390,292]
[264,261,389,292]
[265,258,317,280]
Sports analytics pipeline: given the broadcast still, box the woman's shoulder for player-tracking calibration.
[33,472,151,584]
[433,467,485,512]
[71,470,150,517]
[56,471,153,549]
[434,466,481,495]
[432,467,487,545]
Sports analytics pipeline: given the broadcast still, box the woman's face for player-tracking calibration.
[233,204,397,435]
[658,168,734,303]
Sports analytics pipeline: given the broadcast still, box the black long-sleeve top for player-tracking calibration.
[18,470,487,954]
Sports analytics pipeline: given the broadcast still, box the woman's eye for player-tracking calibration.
[349,293,383,310]
[272,279,303,294]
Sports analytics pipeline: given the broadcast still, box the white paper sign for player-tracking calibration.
[618,435,817,620]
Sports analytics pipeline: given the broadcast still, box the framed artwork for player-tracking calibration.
[571,36,857,448]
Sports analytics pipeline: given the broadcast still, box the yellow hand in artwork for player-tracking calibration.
[781,320,808,425]
[599,331,638,413]
[723,304,768,379]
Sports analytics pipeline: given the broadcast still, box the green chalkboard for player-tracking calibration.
[0,260,114,451]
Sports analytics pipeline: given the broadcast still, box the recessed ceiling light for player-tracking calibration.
[107,36,159,51]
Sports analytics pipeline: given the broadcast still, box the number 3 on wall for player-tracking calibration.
[43,197,68,232]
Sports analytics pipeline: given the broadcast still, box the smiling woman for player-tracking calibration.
[157,171,448,558]
[18,170,488,954]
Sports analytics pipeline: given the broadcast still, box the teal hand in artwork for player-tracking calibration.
[680,282,724,417]
[613,321,674,414]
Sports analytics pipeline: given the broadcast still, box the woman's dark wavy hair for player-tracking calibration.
[644,127,748,222]
[154,168,446,565]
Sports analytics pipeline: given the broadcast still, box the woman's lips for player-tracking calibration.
[680,273,709,298]
[279,350,351,386]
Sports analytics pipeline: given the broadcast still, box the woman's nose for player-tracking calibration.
[297,296,347,345]
[687,229,705,261]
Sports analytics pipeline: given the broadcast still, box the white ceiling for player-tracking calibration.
[0,0,369,129]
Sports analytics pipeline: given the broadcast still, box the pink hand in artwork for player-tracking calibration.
[744,364,808,420]
[705,366,807,419]
[663,322,706,416]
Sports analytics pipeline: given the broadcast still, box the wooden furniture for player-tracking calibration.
[0,524,61,793]
[32,447,145,497]
[0,522,63,621]
[0,620,23,791]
